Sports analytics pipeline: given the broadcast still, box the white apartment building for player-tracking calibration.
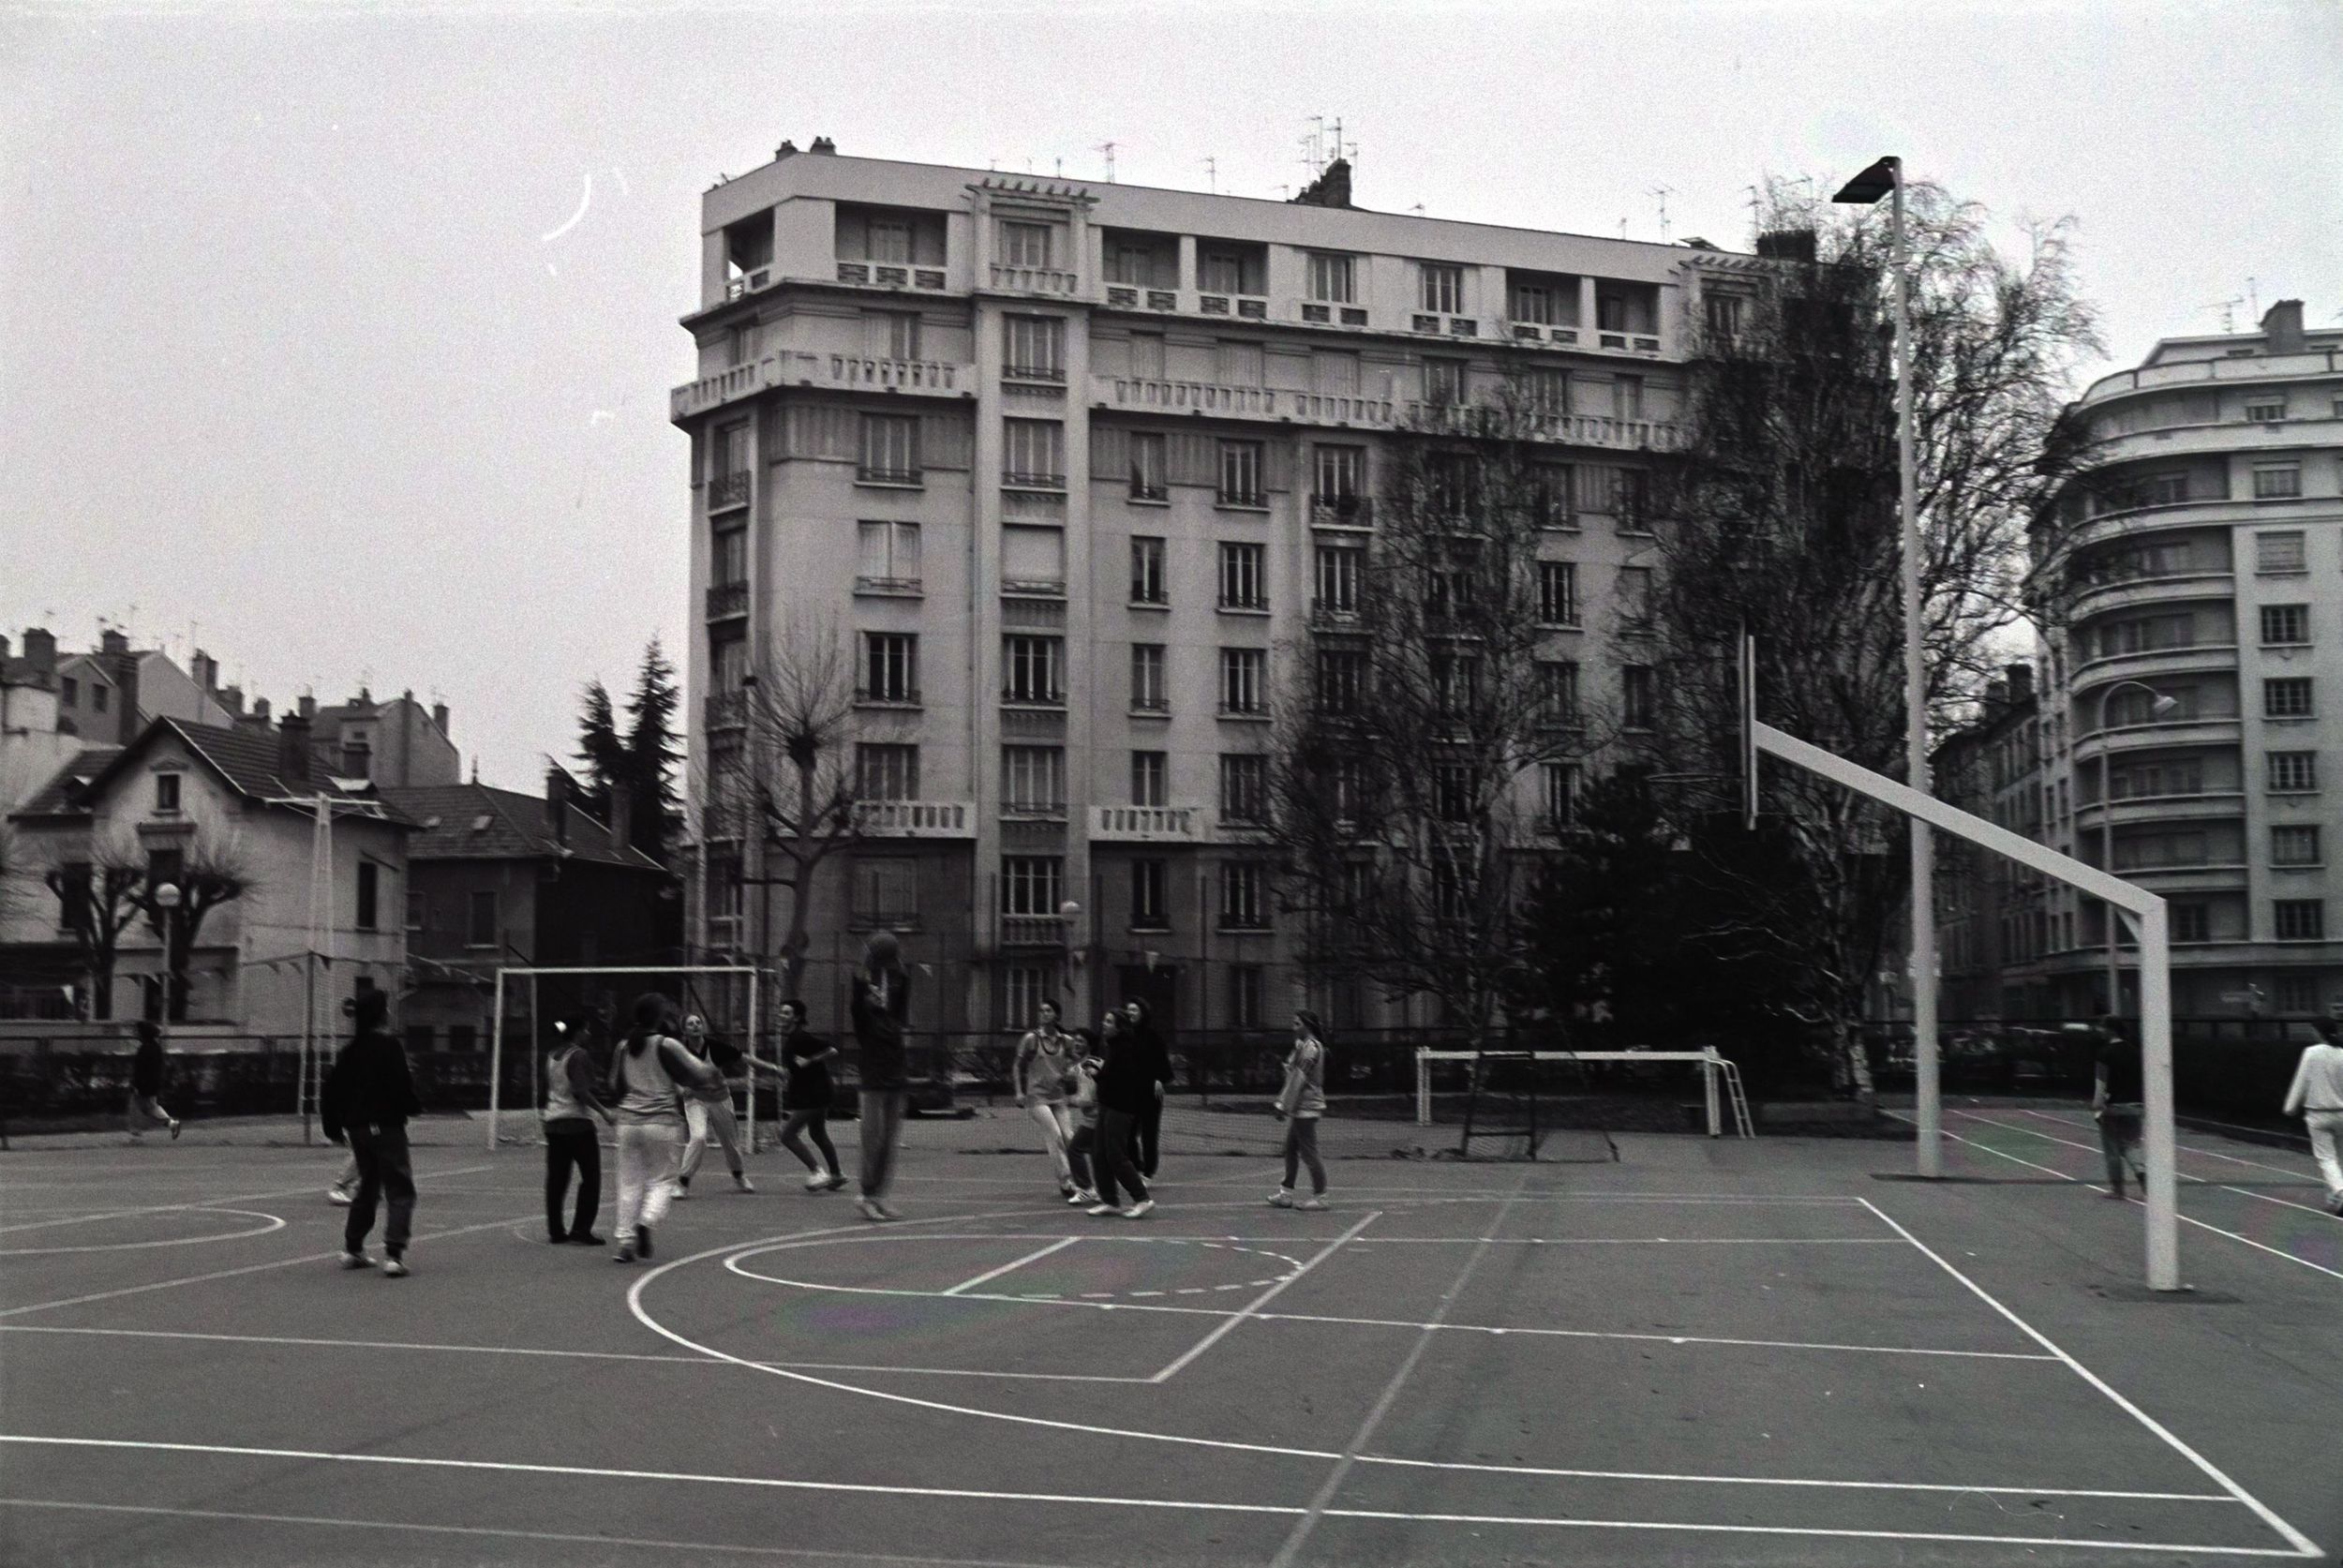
[670,145,1747,1038]
[2025,300,2343,1020]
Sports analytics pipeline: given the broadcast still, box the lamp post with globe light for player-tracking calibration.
[151,881,186,1024]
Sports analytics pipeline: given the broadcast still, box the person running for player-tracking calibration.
[606,993,722,1262]
[849,933,912,1222]
[1269,1011,1329,1211]
[2282,1017,2343,1216]
[1087,1010,1155,1219]
[321,991,422,1276]
[2092,1012,2145,1200]
[125,1020,182,1142]
[544,1018,615,1245]
[1122,999,1171,1181]
[1063,1040,1103,1206]
[1014,999,1082,1199]
[675,1012,769,1199]
[776,999,847,1192]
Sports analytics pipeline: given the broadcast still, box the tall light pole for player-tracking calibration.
[153,881,185,1024]
[1834,156,1936,1175]
[2092,679,2179,1011]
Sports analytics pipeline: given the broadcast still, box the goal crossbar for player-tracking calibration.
[486,965,766,1152]
[1754,722,2179,1292]
[1415,1049,1749,1138]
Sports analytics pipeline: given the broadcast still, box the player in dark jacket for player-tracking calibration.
[849,933,912,1221]
[1121,999,1172,1178]
[321,990,424,1276]
[125,1020,182,1142]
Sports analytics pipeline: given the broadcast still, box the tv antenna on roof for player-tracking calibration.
[2205,296,2244,334]
[1096,142,1117,182]
[1201,156,1216,193]
[1649,185,1678,243]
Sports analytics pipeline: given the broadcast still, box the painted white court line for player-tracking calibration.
[1973,1110,2339,1223]
[1887,1111,2343,1284]
[7,1435,2285,1558]
[1356,1454,2229,1501]
[0,1209,285,1256]
[1858,1197,2323,1559]
[1147,1211,1380,1384]
[1346,1235,1903,1245]
[941,1237,1081,1295]
[0,1500,1089,1568]
[0,1213,533,1320]
[0,1163,496,1235]
[2022,1108,2320,1182]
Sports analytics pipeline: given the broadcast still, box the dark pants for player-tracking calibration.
[2098,1103,2143,1187]
[781,1109,841,1176]
[1095,1109,1149,1206]
[545,1119,601,1239]
[858,1089,904,1199]
[345,1123,416,1258]
[1128,1096,1162,1178]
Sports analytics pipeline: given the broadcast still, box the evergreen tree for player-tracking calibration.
[623,637,682,865]
[575,679,624,818]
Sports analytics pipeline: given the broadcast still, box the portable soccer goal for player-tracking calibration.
[1415,1048,1755,1142]
[484,964,767,1152]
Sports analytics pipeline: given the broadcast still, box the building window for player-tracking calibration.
[1003,635,1065,705]
[2274,900,2325,941]
[2252,465,2303,500]
[1314,444,1366,508]
[852,858,920,926]
[353,860,380,931]
[2261,605,2311,646]
[1218,542,1266,609]
[2244,398,2286,423]
[1216,339,1265,387]
[1000,221,1052,268]
[2265,678,2314,718]
[1315,545,1362,616]
[1131,859,1167,929]
[1538,561,1579,625]
[1001,525,1066,595]
[1534,462,1576,528]
[59,676,77,706]
[872,309,921,361]
[1001,746,1067,814]
[2273,825,2321,867]
[1612,375,1644,422]
[1617,565,1654,629]
[1220,754,1268,824]
[858,414,920,484]
[1543,762,1579,828]
[1002,964,1052,1027]
[2268,751,2319,793]
[467,889,498,948]
[2276,973,2321,1013]
[1001,856,1063,916]
[154,772,181,813]
[1316,649,1367,714]
[858,743,920,801]
[92,683,109,713]
[1229,963,1264,1025]
[1526,368,1571,417]
[1423,358,1467,405]
[1003,315,1066,380]
[2256,531,2307,573]
[1221,649,1266,715]
[1130,432,1168,500]
[1419,262,1464,315]
[1199,247,1247,295]
[2170,902,2210,944]
[1540,660,1581,724]
[861,633,918,703]
[1131,644,1168,712]
[1704,291,1745,342]
[1217,441,1265,506]
[1221,863,1269,930]
[856,520,922,590]
[1621,665,1656,729]
[405,890,425,933]
[1509,279,1568,325]
[713,524,748,587]
[1306,252,1356,304]
[1131,536,1167,604]
[1003,418,1066,487]
[1131,750,1167,806]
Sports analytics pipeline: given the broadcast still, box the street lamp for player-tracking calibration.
[2091,679,2180,1011]
[152,881,184,1024]
[1833,156,1936,1175]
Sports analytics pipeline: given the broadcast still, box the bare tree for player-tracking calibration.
[43,830,148,1021]
[1644,179,2102,1097]
[1265,385,1615,1049]
[134,826,255,1022]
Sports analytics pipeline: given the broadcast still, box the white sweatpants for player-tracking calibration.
[615,1121,682,1240]
[2306,1110,2343,1204]
[680,1096,744,1181]
[1024,1098,1074,1184]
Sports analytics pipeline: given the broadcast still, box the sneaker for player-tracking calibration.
[858,1197,894,1223]
[634,1225,653,1260]
[822,1173,849,1191]
[1296,1196,1328,1212]
[169,1119,182,1141]
[546,1232,570,1245]
[1058,1182,1077,1200]
[1069,1188,1098,1205]
[802,1172,831,1192]
[1123,1199,1156,1219]
[1085,1203,1119,1217]
[328,1187,354,1207]
[613,1243,636,1263]
[340,1251,376,1270]
[733,1173,755,1193]
[673,1181,692,1202]
[381,1257,409,1278]
[1267,1189,1295,1208]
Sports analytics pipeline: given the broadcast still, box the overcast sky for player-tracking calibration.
[5,0,2336,791]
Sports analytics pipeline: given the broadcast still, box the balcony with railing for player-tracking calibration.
[835,260,949,291]
[854,800,976,839]
[854,687,923,709]
[1104,285,1183,312]
[1086,378,1681,450]
[1097,377,1276,419]
[1309,494,1374,528]
[674,350,971,424]
[708,471,752,511]
[1195,292,1269,320]
[703,692,747,731]
[1088,805,1207,844]
[999,912,1071,947]
[705,582,749,620]
[989,264,1080,296]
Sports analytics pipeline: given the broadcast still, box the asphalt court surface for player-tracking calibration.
[0,1105,2335,1566]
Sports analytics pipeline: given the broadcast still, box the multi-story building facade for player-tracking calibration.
[1933,664,2057,1020]
[671,145,1741,1037]
[2025,300,2343,1020]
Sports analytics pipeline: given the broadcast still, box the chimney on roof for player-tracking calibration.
[190,650,216,693]
[808,136,836,155]
[298,693,317,720]
[279,709,313,786]
[774,139,798,159]
[1288,157,1353,210]
[2006,663,2034,705]
[1985,678,2008,711]
[22,627,55,675]
[431,701,450,737]
[100,629,129,658]
[2261,299,2305,355]
[547,766,570,848]
[610,784,634,856]
[221,683,245,716]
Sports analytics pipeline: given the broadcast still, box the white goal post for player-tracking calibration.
[485,965,765,1152]
[1414,1049,1754,1138]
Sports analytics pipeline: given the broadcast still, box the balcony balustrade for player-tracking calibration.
[1088,805,1206,844]
[674,351,970,424]
[989,264,1080,295]
[705,582,749,620]
[854,800,976,839]
[835,261,948,291]
[708,471,752,510]
[999,913,1071,947]
[1088,378,1679,451]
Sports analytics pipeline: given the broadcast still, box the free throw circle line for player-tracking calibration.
[0,1209,287,1257]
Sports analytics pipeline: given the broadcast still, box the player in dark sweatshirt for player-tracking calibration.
[321,991,424,1276]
